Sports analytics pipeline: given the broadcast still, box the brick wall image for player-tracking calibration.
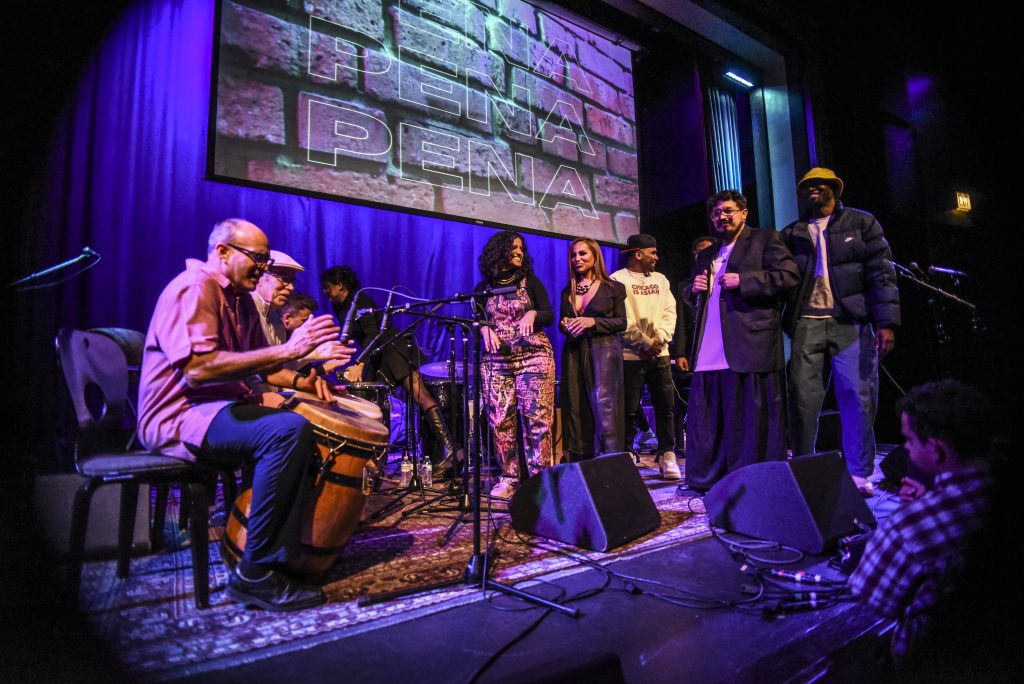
[213,0,640,242]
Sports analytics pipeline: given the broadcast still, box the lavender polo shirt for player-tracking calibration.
[138,259,267,461]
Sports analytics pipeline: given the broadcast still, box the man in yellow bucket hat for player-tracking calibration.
[781,168,900,497]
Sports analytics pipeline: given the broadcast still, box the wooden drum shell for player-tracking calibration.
[222,394,388,579]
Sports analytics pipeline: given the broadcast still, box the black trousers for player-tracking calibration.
[685,369,787,490]
[623,357,676,454]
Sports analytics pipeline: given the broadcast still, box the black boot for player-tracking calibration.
[424,406,455,475]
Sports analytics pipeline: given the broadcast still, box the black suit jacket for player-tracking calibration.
[683,226,799,373]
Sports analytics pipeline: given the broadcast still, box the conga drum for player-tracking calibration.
[222,393,389,579]
[333,389,384,423]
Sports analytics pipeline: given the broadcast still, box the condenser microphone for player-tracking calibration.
[339,297,359,343]
[377,291,395,333]
[82,246,100,258]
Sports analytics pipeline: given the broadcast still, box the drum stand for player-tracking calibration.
[357,296,578,616]
[362,313,435,521]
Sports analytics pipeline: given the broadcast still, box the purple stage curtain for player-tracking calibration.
[34,0,619,370]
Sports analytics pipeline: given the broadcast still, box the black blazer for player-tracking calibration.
[683,226,798,373]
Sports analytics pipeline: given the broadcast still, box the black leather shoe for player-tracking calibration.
[675,482,707,496]
[226,567,326,611]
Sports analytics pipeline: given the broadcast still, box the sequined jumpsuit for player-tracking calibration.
[480,278,556,482]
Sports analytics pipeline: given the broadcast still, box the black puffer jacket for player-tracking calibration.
[781,204,900,334]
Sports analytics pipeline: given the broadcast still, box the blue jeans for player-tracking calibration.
[199,404,314,566]
[788,318,878,477]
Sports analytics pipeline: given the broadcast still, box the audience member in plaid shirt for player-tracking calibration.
[848,379,995,663]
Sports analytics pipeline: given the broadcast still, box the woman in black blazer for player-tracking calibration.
[558,238,627,460]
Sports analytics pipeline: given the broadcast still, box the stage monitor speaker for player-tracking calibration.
[509,452,660,552]
[703,452,875,554]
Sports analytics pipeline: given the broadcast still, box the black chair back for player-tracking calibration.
[55,328,132,459]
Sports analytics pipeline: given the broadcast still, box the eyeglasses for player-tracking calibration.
[710,208,743,219]
[266,270,296,286]
[228,243,274,269]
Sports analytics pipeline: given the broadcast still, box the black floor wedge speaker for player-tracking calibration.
[509,452,661,552]
[703,452,875,553]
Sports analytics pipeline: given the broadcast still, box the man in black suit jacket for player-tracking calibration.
[681,190,799,491]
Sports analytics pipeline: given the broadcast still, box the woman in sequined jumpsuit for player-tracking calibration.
[474,232,556,499]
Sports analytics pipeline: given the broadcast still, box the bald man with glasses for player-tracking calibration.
[138,218,354,611]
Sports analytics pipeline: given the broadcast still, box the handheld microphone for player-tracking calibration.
[928,265,967,278]
[689,268,709,361]
[761,568,839,585]
[483,285,518,297]
[763,598,830,615]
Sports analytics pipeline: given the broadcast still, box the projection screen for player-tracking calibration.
[209,0,640,243]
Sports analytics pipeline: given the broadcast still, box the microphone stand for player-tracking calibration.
[10,246,101,289]
[357,293,578,616]
[893,262,976,311]
[398,317,498,549]
[894,261,979,380]
[364,301,440,521]
[400,317,473,531]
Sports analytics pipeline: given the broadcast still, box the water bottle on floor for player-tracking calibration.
[400,453,412,487]
[420,457,433,488]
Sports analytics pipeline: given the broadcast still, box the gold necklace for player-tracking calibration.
[626,269,648,282]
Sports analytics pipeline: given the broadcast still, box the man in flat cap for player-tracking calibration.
[782,168,900,496]
[611,234,679,478]
[250,249,338,389]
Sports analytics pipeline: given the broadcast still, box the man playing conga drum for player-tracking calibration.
[138,219,353,611]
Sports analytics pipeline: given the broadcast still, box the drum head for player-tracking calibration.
[286,393,388,446]
[419,361,472,383]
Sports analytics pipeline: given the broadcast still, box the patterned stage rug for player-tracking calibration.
[78,458,709,680]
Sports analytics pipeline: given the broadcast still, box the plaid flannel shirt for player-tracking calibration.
[848,464,993,659]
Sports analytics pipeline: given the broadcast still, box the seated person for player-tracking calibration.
[321,265,454,473]
[848,379,996,663]
[281,291,317,333]
[138,218,353,611]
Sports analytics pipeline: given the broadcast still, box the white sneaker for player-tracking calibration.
[489,478,517,499]
[659,451,681,480]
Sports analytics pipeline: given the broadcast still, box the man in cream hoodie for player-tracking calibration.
[612,234,680,479]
